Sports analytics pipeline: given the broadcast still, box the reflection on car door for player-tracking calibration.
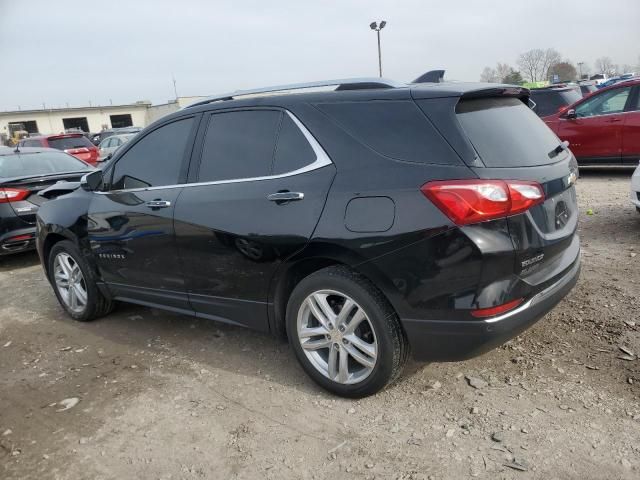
[174,109,336,331]
[88,116,199,311]
[559,86,631,164]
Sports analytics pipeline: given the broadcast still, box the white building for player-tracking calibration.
[0,96,209,142]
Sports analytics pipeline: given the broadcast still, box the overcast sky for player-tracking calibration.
[1,0,638,111]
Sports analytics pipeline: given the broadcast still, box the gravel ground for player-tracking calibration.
[1,170,639,480]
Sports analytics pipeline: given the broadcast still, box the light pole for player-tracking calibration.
[577,62,584,80]
[369,20,387,77]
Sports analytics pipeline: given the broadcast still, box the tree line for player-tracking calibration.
[480,49,639,84]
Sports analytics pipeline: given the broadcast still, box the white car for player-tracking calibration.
[98,133,136,162]
[632,163,640,212]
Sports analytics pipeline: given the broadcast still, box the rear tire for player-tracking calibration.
[286,266,409,398]
[48,240,113,321]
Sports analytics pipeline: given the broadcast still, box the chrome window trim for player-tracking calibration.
[99,110,332,194]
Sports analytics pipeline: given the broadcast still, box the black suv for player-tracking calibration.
[529,85,583,117]
[36,78,580,397]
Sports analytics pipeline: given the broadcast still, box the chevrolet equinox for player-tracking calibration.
[36,78,581,397]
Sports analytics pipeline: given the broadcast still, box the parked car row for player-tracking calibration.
[17,127,141,166]
[90,126,142,146]
[19,133,99,165]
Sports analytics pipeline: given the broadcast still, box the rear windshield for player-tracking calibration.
[0,151,92,178]
[48,135,94,150]
[530,89,582,117]
[456,97,563,167]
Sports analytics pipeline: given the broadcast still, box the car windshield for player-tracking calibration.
[48,136,94,150]
[0,151,92,178]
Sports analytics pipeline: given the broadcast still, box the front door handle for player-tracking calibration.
[606,117,622,123]
[267,192,304,202]
[145,200,171,209]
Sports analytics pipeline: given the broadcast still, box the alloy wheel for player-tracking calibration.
[53,253,88,314]
[297,290,378,384]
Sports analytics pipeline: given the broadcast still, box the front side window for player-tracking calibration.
[575,87,631,117]
[198,110,281,182]
[111,117,194,190]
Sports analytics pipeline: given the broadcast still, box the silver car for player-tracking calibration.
[98,133,136,162]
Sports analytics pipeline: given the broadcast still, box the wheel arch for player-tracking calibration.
[268,243,402,337]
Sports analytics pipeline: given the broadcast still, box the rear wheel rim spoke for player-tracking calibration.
[297,289,378,385]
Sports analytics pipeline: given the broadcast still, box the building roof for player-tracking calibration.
[0,102,151,116]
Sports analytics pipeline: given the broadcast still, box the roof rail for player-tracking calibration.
[185,77,403,108]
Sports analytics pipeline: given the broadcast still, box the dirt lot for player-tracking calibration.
[1,171,639,480]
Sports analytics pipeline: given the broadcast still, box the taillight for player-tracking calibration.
[0,188,29,204]
[421,179,544,225]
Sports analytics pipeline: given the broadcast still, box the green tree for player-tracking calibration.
[549,62,577,82]
[503,70,524,85]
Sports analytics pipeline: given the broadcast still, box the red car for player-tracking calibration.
[544,79,640,166]
[19,133,99,166]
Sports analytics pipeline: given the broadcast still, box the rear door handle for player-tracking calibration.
[267,192,304,202]
[145,200,171,209]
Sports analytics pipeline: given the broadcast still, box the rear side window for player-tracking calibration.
[315,101,460,164]
[530,90,581,117]
[272,115,316,174]
[198,110,281,182]
[48,135,94,150]
[111,117,194,190]
[456,97,561,167]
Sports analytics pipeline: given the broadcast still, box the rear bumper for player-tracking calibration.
[631,168,640,208]
[0,227,37,255]
[402,254,581,361]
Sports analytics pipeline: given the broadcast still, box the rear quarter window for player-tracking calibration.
[314,100,461,165]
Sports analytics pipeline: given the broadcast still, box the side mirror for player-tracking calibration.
[106,153,113,160]
[81,169,103,192]
[565,109,577,119]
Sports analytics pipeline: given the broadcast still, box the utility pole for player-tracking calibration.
[577,62,584,79]
[369,21,387,77]
[172,74,179,100]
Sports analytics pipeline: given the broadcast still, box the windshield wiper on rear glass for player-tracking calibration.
[548,140,570,159]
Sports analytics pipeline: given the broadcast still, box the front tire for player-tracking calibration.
[286,266,408,398]
[48,240,113,321]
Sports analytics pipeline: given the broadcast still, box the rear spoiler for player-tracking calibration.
[459,86,530,102]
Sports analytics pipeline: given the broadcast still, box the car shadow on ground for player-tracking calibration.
[68,302,357,396]
[51,298,430,397]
